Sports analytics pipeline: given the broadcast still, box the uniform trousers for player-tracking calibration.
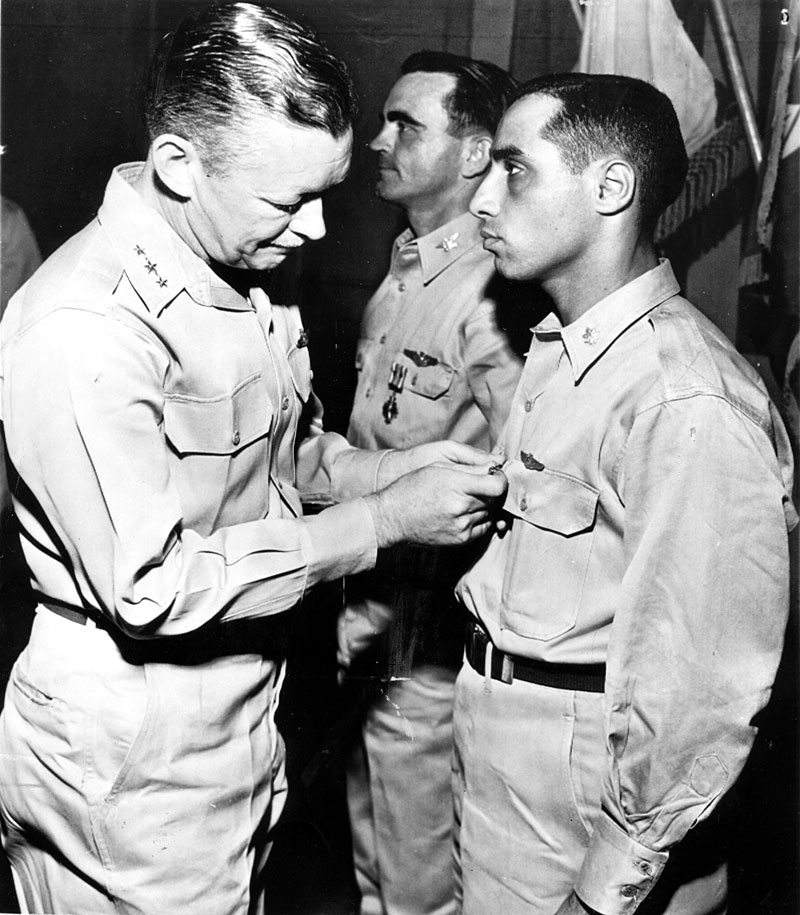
[0,607,287,915]
[347,664,458,915]
[452,657,727,915]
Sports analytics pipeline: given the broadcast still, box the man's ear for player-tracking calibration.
[462,134,492,179]
[150,134,201,199]
[592,158,636,216]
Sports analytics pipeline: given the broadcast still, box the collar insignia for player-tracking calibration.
[436,232,459,253]
[133,245,168,289]
[582,326,600,346]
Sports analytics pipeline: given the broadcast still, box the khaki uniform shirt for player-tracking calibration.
[457,260,798,912]
[0,164,384,637]
[343,212,523,675]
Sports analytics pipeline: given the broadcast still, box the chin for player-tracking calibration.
[244,250,291,271]
[375,181,401,202]
[495,256,534,284]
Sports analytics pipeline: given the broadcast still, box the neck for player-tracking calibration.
[406,183,475,238]
[132,161,208,263]
[549,237,659,326]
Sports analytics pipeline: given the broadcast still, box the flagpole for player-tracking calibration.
[708,0,763,169]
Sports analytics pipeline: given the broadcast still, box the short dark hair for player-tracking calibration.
[144,2,357,173]
[516,73,688,225]
[400,50,518,137]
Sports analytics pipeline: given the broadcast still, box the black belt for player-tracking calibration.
[467,622,605,692]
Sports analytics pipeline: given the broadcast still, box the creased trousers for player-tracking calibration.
[0,607,287,915]
[347,664,457,915]
[452,658,727,915]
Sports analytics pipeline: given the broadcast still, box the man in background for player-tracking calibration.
[1,194,41,513]
[0,7,507,914]
[456,72,797,915]
[337,51,522,915]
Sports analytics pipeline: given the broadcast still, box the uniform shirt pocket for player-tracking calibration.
[163,373,272,456]
[402,352,455,401]
[499,461,599,641]
[162,375,273,530]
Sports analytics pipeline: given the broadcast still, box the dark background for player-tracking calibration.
[1,1,797,913]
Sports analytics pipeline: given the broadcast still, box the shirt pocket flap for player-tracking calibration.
[503,462,599,535]
[164,375,272,455]
[403,354,455,400]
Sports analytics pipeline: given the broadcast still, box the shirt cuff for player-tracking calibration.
[330,447,394,501]
[575,814,669,915]
[302,498,378,587]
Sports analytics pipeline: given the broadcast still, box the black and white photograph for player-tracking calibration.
[1,1,797,913]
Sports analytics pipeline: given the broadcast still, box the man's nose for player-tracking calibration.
[290,197,326,241]
[369,123,390,153]
[469,170,500,219]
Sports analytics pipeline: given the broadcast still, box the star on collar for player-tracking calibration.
[131,244,169,290]
[582,326,600,346]
[436,232,460,253]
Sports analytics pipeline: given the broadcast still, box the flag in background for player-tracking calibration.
[576,0,717,156]
[740,1,799,451]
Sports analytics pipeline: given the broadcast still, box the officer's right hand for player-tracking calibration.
[364,461,508,548]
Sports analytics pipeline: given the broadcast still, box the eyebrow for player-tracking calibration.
[491,144,527,163]
[384,109,425,129]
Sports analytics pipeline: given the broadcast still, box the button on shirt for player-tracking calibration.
[343,212,523,675]
[457,260,797,912]
[348,211,522,452]
[0,164,384,637]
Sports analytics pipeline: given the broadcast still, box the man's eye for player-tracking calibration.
[269,199,302,215]
[504,161,522,177]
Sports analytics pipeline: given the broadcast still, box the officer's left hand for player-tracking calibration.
[378,441,496,488]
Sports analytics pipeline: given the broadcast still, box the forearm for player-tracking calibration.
[578,399,792,912]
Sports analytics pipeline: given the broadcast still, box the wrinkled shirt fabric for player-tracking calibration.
[0,163,385,915]
[344,211,524,675]
[341,212,523,915]
[0,164,383,636]
[456,259,797,914]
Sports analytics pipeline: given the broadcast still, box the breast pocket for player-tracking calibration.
[162,374,273,528]
[163,373,273,456]
[403,354,455,401]
[499,461,599,641]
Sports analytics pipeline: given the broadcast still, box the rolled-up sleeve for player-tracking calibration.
[575,394,795,914]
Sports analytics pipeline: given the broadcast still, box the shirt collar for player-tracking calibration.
[97,163,250,314]
[392,212,483,286]
[536,260,680,382]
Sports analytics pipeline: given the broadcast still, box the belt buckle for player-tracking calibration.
[500,654,514,684]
